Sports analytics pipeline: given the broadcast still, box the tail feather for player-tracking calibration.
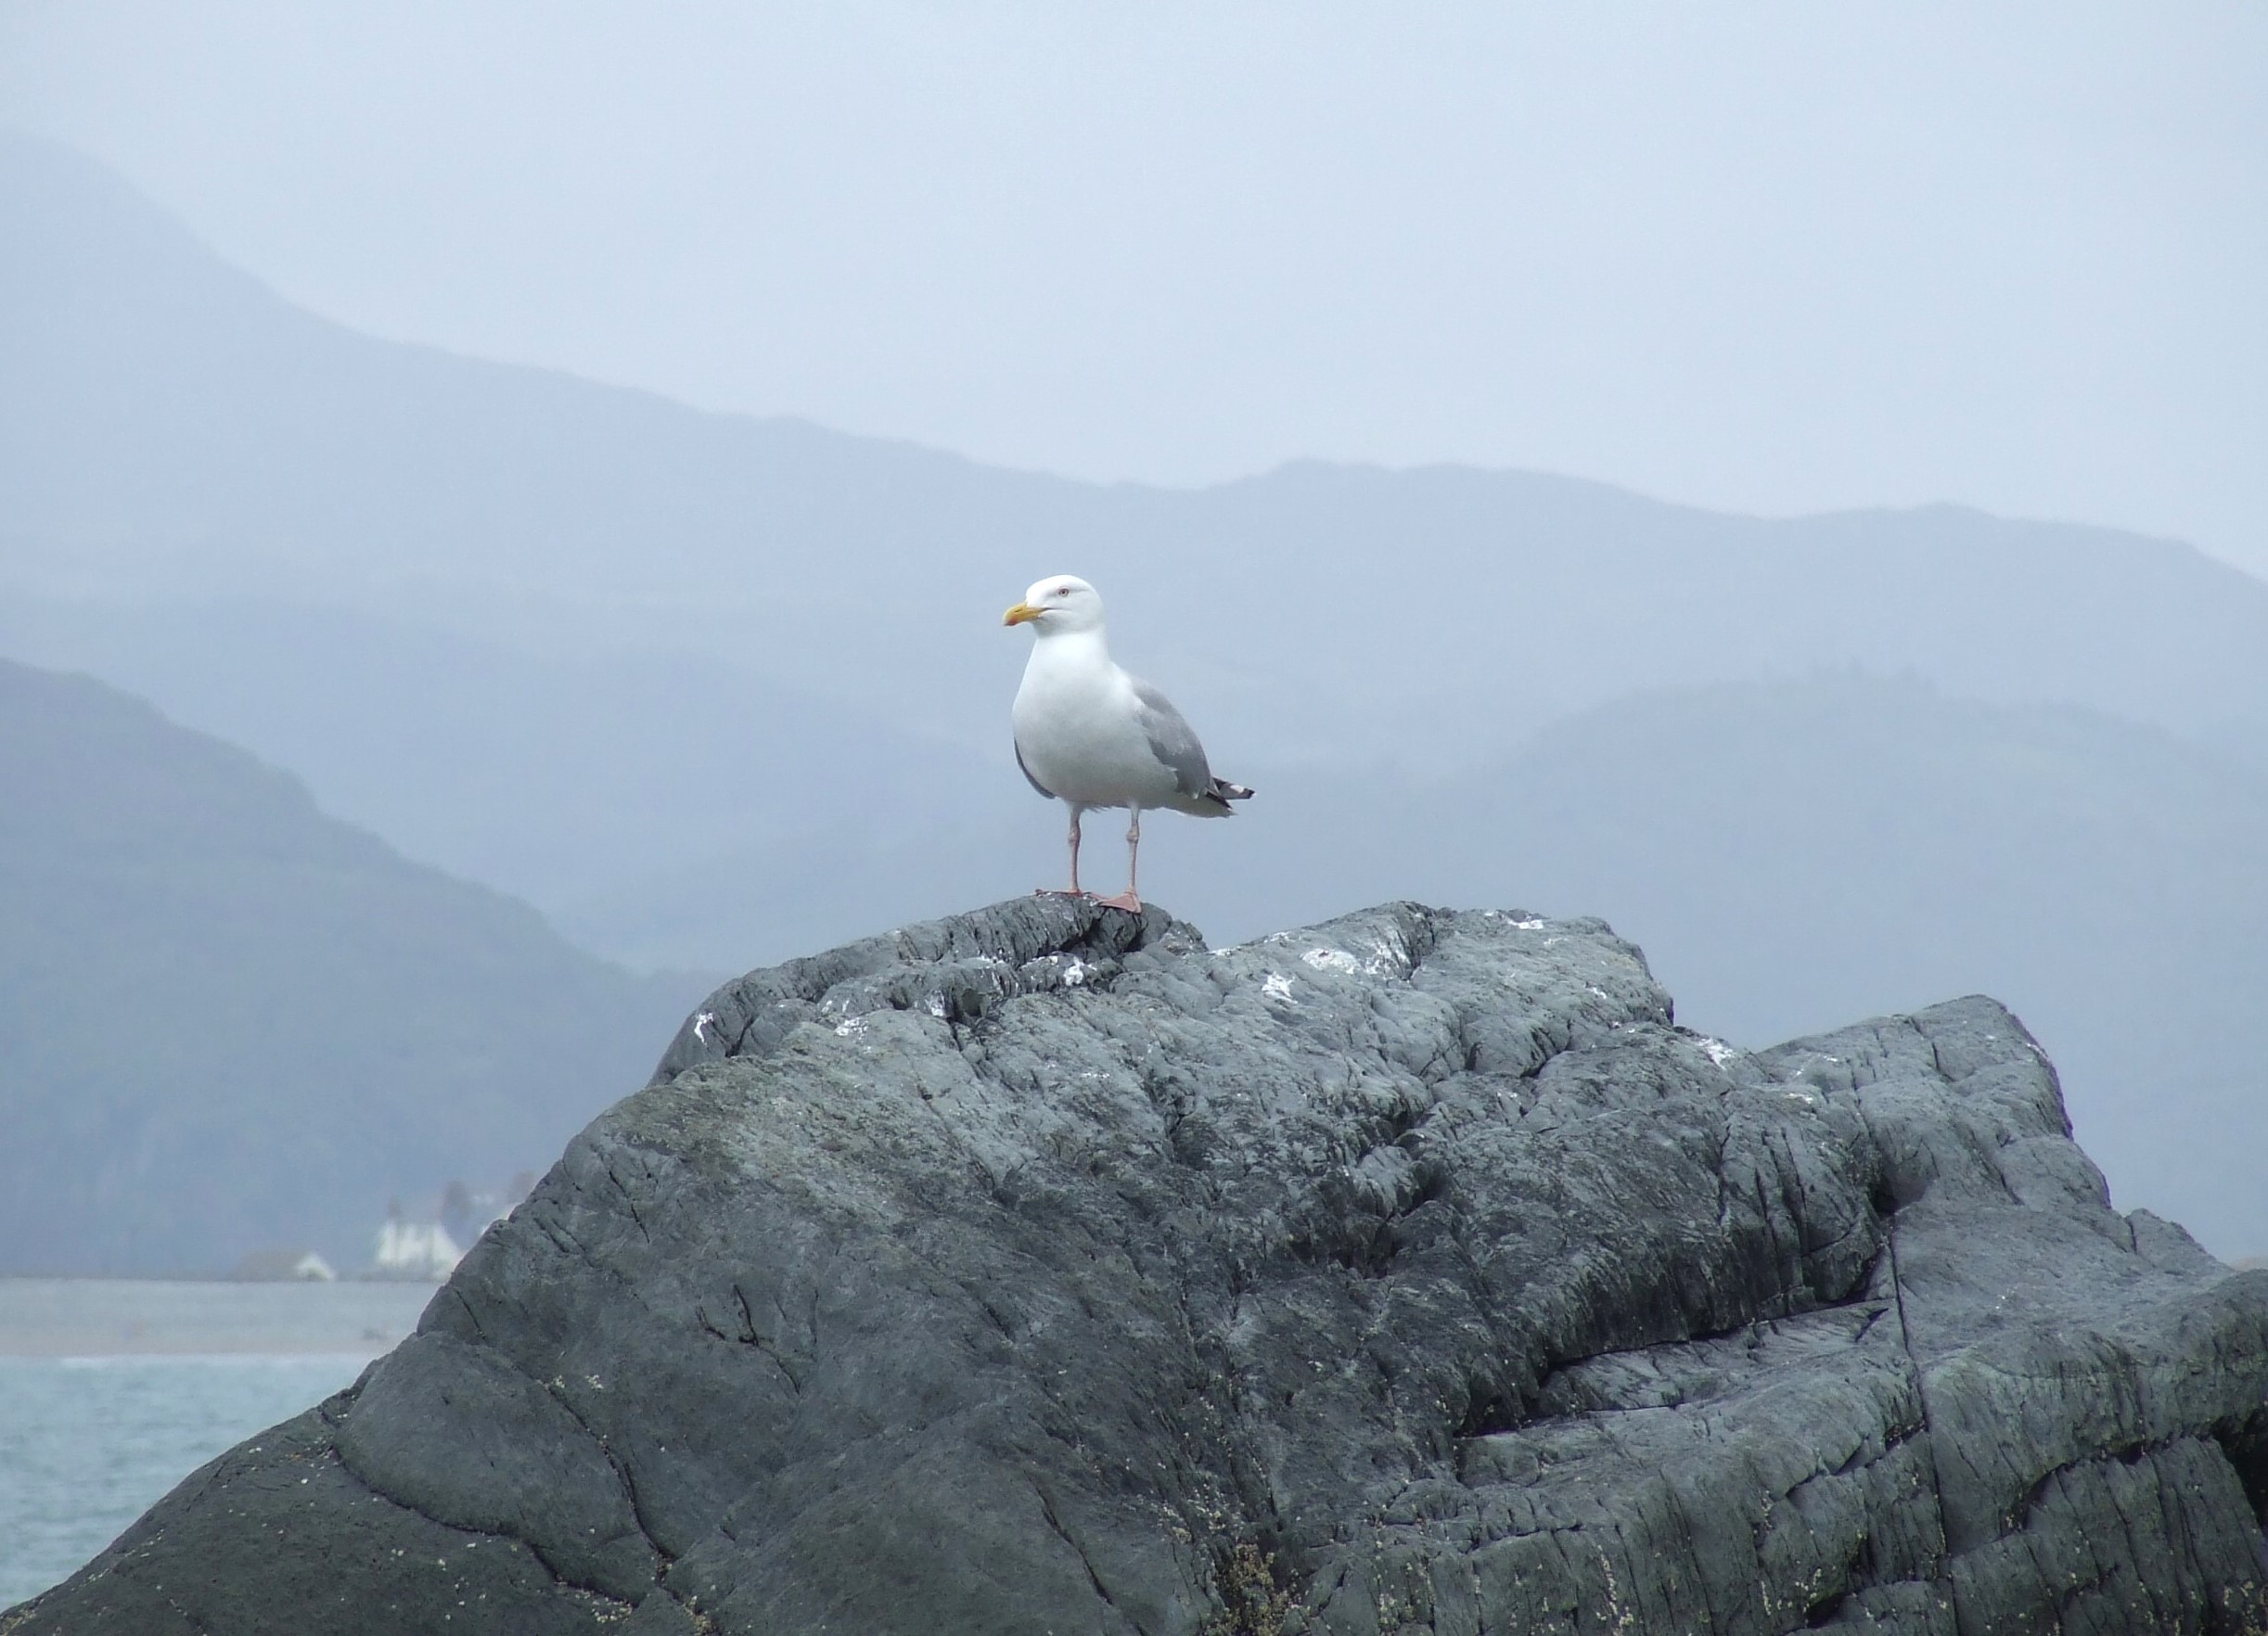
[1202,776,1255,812]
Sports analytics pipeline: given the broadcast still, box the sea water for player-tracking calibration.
[1,1352,371,1606]
[0,1280,433,1610]
[0,1354,369,1606]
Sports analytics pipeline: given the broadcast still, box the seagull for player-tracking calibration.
[1003,574,1252,912]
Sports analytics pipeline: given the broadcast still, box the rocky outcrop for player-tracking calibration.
[10,898,2266,1634]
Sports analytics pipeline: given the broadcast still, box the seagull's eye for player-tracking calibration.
[1055,586,1071,597]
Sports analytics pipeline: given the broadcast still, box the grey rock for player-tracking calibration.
[11,898,2265,1634]
[333,1329,663,1599]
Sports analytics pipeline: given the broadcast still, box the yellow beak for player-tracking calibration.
[1002,602,1044,626]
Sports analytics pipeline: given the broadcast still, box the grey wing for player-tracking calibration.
[1131,681,1213,799]
[1014,738,1056,799]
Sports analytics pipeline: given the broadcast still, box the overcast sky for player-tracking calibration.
[4,3,2263,576]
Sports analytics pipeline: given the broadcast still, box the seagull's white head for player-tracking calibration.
[1002,574,1105,636]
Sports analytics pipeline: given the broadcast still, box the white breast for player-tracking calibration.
[1013,633,1180,809]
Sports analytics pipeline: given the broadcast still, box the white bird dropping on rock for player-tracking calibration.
[1004,573,1252,911]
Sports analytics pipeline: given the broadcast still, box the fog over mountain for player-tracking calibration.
[5,6,2262,574]
[0,657,698,1274]
[2,132,2264,1263]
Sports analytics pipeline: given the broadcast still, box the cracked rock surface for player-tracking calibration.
[10,898,2266,1635]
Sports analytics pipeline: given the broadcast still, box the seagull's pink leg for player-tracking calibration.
[1096,808,1144,913]
[1037,804,1092,898]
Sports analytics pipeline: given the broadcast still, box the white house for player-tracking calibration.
[370,1209,464,1281]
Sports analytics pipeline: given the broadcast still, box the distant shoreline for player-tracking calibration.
[0,1278,435,1358]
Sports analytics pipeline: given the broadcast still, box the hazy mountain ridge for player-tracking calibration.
[2,130,2264,1259]
[6,123,2266,758]
[0,657,702,1273]
[8,127,2268,938]
[0,592,982,921]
